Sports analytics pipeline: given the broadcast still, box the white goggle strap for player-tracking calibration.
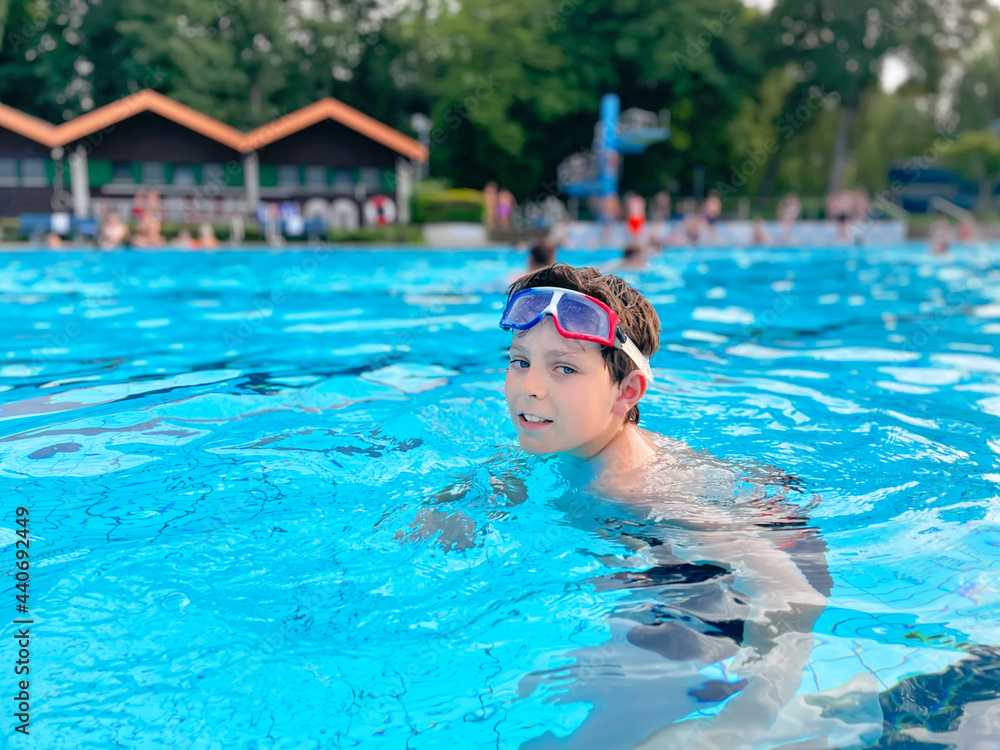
[618,333,655,383]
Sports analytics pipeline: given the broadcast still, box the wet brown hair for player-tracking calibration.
[505,262,661,425]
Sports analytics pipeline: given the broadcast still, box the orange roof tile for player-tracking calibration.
[242,98,428,162]
[52,90,246,150]
[0,102,59,148]
[0,90,427,162]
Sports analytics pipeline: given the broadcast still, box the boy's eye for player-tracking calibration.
[508,358,575,374]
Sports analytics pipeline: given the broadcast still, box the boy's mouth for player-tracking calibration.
[518,412,553,430]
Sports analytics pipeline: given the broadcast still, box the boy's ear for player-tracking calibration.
[610,370,648,417]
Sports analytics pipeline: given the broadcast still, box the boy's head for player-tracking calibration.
[501,263,661,457]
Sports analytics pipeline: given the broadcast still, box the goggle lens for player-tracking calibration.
[557,296,611,340]
[502,288,612,343]
[506,289,554,325]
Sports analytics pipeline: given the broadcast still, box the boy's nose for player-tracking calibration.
[520,369,546,399]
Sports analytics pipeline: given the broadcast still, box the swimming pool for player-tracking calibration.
[2,244,999,748]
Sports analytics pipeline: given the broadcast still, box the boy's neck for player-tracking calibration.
[594,422,658,477]
[556,421,659,484]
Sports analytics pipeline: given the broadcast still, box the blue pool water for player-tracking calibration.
[2,245,1000,748]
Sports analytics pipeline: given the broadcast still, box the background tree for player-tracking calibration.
[758,0,989,195]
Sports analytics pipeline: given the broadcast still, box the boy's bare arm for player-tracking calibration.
[633,527,826,750]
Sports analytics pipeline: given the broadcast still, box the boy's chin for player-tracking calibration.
[516,438,554,455]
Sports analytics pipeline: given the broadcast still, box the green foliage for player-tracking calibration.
[852,91,938,191]
[756,0,989,193]
[413,188,484,224]
[0,0,997,202]
[941,130,1000,208]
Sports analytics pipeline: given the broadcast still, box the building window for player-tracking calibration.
[360,167,380,190]
[203,163,225,185]
[111,162,135,183]
[332,169,353,190]
[172,164,197,186]
[143,161,166,184]
[278,165,299,187]
[0,158,17,185]
[21,158,47,186]
[305,166,326,188]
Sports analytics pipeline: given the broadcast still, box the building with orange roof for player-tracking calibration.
[0,91,428,231]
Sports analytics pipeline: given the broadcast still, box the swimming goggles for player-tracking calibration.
[499,286,654,382]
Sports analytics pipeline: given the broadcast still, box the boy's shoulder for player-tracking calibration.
[592,431,730,505]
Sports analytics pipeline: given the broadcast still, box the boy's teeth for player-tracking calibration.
[523,415,549,423]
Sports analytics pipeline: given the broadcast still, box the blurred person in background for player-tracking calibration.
[957,214,978,242]
[851,187,870,244]
[651,190,671,224]
[751,217,770,246]
[174,227,195,250]
[99,212,130,250]
[649,191,677,252]
[505,239,557,286]
[483,182,498,229]
[681,199,702,245]
[624,192,647,252]
[600,192,622,246]
[134,211,164,247]
[930,215,950,255]
[777,191,801,242]
[702,189,722,244]
[497,188,515,230]
[132,190,147,224]
[505,215,569,285]
[603,244,647,272]
[827,189,854,243]
[199,222,219,250]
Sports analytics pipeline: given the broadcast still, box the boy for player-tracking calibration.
[502,262,661,492]
[501,263,834,749]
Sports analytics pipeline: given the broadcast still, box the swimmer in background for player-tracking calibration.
[498,264,827,749]
[702,189,722,244]
[504,242,556,286]
[603,244,647,272]
[505,218,565,285]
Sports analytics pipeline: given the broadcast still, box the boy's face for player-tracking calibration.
[504,316,630,458]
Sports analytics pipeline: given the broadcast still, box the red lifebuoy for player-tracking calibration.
[363,195,397,226]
